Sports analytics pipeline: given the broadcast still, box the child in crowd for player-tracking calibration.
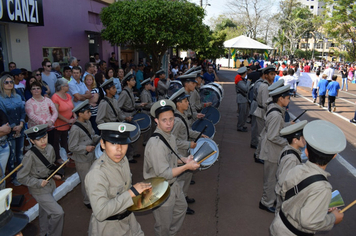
[317,74,328,108]
[311,71,320,103]
[326,75,340,112]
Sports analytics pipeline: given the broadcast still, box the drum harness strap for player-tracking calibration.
[102,97,119,121]
[73,122,94,155]
[174,113,190,141]
[151,133,186,165]
[279,149,301,163]
[279,174,327,236]
[122,89,136,113]
[30,146,63,178]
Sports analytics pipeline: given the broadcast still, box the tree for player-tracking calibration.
[100,0,208,70]
[195,30,226,60]
[324,0,356,61]
[272,30,287,57]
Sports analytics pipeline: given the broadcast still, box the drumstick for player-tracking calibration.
[292,110,307,122]
[46,159,70,181]
[0,163,23,185]
[340,200,356,213]
[194,125,208,143]
[47,122,72,131]
[198,151,217,164]
[134,118,145,122]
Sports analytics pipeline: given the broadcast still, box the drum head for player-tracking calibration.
[167,80,182,98]
[190,138,219,170]
[191,119,215,139]
[133,113,151,133]
[200,85,221,108]
[211,83,224,98]
[125,120,141,143]
[95,143,103,159]
[202,106,221,125]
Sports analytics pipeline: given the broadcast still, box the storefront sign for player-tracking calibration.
[0,0,44,26]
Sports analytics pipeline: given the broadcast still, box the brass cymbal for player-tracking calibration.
[132,186,171,212]
[128,177,170,212]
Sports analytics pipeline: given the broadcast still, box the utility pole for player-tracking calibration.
[200,0,203,7]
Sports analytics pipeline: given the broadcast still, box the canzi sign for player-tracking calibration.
[0,0,44,26]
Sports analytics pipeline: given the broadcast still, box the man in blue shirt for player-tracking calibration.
[203,65,219,84]
[135,64,144,90]
[317,74,328,108]
[326,75,340,112]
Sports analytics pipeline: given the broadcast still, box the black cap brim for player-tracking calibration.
[0,211,29,236]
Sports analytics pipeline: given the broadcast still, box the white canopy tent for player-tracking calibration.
[223,35,274,67]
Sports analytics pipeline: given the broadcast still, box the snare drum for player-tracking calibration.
[125,120,141,143]
[95,143,103,159]
[133,113,151,133]
[199,84,222,108]
[202,106,221,125]
[167,80,183,98]
[191,118,215,139]
[190,138,219,170]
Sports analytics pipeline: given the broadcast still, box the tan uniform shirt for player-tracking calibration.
[253,80,271,119]
[143,128,179,185]
[156,79,170,100]
[171,110,200,156]
[96,96,121,125]
[85,152,143,236]
[140,89,153,114]
[68,120,100,163]
[18,144,56,195]
[259,103,288,162]
[190,88,203,112]
[118,86,140,120]
[270,161,335,235]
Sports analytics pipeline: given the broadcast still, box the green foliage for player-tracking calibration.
[324,0,356,61]
[272,30,287,56]
[100,0,208,69]
[294,49,319,60]
[215,18,237,31]
[195,30,226,60]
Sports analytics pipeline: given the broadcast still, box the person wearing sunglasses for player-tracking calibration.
[0,75,26,186]
[41,60,57,97]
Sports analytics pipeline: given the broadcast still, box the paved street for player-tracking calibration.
[22,68,356,236]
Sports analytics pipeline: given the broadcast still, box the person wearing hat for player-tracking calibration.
[170,88,208,215]
[189,73,211,113]
[96,78,121,125]
[259,85,292,214]
[270,120,345,235]
[155,69,170,100]
[68,100,100,209]
[275,120,307,211]
[118,72,147,163]
[143,99,200,236]
[140,78,155,145]
[85,122,152,236]
[18,124,64,236]
[0,188,29,236]
[235,66,250,132]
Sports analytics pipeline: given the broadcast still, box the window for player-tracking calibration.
[316,43,322,49]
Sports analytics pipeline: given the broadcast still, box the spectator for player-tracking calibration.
[311,70,321,103]
[82,62,95,82]
[62,66,72,81]
[68,66,92,107]
[117,68,124,82]
[8,62,16,71]
[317,74,328,108]
[10,69,26,101]
[41,60,57,97]
[136,64,144,90]
[203,65,219,84]
[109,52,118,71]
[69,56,79,69]
[0,109,11,189]
[106,68,121,99]
[98,60,107,75]
[94,72,106,104]
[0,74,25,186]
[84,74,100,134]
[326,75,340,113]
[322,63,334,83]
[24,76,47,100]
[94,53,101,64]
[33,70,50,96]
[52,62,62,79]
[340,65,348,91]
[303,63,310,73]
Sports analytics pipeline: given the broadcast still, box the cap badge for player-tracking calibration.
[160,100,166,106]
[118,124,126,133]
[5,193,11,210]
[33,126,39,132]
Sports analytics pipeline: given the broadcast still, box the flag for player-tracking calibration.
[264,50,269,60]
[231,48,236,61]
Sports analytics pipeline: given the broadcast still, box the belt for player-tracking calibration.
[279,210,313,236]
[258,104,264,109]
[106,210,132,221]
[121,108,135,113]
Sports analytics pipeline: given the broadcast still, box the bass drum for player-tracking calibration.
[201,106,221,125]
[125,120,141,143]
[191,118,215,139]
[199,84,222,108]
[210,83,224,99]
[167,80,182,98]
[133,113,151,133]
[190,138,219,170]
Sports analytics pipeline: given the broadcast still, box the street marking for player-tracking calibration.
[340,90,356,97]
[337,97,356,105]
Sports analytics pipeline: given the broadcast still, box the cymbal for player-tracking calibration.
[128,177,170,212]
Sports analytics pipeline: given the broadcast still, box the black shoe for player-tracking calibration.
[250,144,257,149]
[129,159,137,163]
[186,207,195,215]
[259,201,275,213]
[190,180,195,185]
[254,154,264,164]
[133,154,141,158]
[186,196,195,204]
[142,142,147,146]
[246,119,251,124]
[84,203,92,209]
[350,119,356,124]
[237,127,248,132]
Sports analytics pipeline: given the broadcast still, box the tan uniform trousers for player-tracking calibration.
[33,192,64,236]
[254,116,265,158]
[75,160,94,205]
[261,160,278,208]
[152,181,187,236]
[177,170,193,197]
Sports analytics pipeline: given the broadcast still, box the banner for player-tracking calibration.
[264,50,268,60]
[0,0,44,26]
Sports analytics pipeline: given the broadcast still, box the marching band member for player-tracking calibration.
[68,100,100,209]
[143,99,200,236]
[140,78,154,145]
[18,124,64,236]
[235,66,250,132]
[189,73,212,113]
[85,122,151,236]
[170,88,208,215]
[155,70,170,100]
